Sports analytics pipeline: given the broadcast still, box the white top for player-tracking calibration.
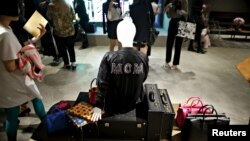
[0,25,42,108]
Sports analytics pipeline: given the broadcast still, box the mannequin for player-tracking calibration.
[116,15,136,47]
[90,15,149,121]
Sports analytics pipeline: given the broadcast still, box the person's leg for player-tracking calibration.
[140,45,148,55]
[147,44,151,56]
[31,98,46,121]
[55,36,70,67]
[188,40,196,51]
[166,19,175,64]
[18,102,31,117]
[173,36,183,66]
[5,106,20,141]
[195,21,205,53]
[66,36,76,64]
[117,40,122,50]
[109,39,116,52]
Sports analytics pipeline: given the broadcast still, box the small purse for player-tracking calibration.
[89,78,98,105]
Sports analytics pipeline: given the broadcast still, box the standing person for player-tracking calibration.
[102,0,122,52]
[201,4,210,52]
[0,1,46,141]
[10,0,46,117]
[90,16,149,121]
[73,0,89,49]
[47,0,77,70]
[187,0,205,54]
[39,0,62,65]
[130,0,155,56]
[164,0,188,70]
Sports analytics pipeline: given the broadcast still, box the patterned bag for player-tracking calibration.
[67,102,94,122]
[176,21,196,40]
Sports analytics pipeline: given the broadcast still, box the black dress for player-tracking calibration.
[130,0,154,47]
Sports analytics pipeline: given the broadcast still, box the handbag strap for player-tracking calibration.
[186,96,200,104]
[196,105,219,120]
[190,99,203,107]
[90,78,97,89]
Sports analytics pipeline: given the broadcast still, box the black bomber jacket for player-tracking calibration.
[96,47,149,114]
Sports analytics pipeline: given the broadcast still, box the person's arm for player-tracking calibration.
[102,3,107,34]
[23,24,46,45]
[0,32,22,72]
[96,52,112,110]
[90,52,112,122]
[3,59,18,72]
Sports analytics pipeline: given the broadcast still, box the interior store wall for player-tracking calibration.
[162,0,250,32]
[209,0,250,12]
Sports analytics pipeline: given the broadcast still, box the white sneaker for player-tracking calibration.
[171,65,177,70]
[162,63,171,69]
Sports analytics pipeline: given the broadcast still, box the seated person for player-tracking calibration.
[90,16,149,122]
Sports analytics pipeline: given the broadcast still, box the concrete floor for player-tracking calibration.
[0,38,250,141]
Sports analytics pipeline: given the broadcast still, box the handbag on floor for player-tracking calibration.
[181,105,230,141]
[176,97,212,129]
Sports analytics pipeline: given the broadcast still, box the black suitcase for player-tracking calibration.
[97,109,147,141]
[75,92,147,141]
[158,89,175,140]
[144,84,164,141]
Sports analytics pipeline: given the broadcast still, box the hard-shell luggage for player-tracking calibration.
[97,109,147,140]
[158,89,175,140]
[144,84,175,141]
[144,84,164,141]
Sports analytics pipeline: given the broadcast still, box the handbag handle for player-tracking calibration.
[186,96,200,104]
[196,105,219,120]
[190,99,203,107]
[90,78,97,89]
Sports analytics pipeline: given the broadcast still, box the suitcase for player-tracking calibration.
[144,84,164,141]
[158,89,175,140]
[75,92,147,140]
[97,109,147,140]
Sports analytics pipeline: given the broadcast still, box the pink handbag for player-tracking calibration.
[176,97,212,129]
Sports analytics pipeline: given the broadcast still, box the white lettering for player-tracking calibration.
[212,129,247,137]
[133,63,144,74]
[212,129,219,136]
[124,63,132,74]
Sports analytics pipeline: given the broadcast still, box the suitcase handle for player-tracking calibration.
[160,90,168,105]
[149,91,155,102]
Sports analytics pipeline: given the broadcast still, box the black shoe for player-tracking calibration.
[64,65,71,70]
[188,48,196,52]
[155,30,160,36]
[197,50,207,54]
[71,64,77,70]
[18,108,31,117]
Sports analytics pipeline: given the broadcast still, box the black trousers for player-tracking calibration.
[54,35,76,65]
[166,17,184,65]
[188,16,203,52]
